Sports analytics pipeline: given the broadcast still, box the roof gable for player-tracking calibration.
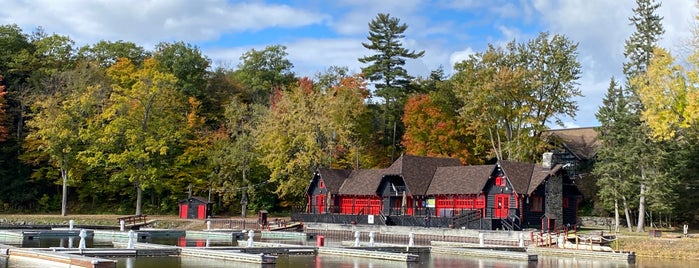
[315,168,351,194]
[543,127,600,159]
[498,161,535,194]
[387,155,461,195]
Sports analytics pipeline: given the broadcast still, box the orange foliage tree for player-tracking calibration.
[0,73,8,142]
[401,94,483,164]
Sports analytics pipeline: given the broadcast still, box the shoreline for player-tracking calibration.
[1,214,697,260]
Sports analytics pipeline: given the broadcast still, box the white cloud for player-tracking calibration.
[0,0,328,46]
[531,0,696,127]
[449,47,476,68]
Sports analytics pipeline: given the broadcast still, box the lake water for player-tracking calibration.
[3,234,699,268]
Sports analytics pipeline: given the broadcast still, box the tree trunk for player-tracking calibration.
[614,196,620,233]
[622,195,633,232]
[637,183,647,232]
[135,181,143,215]
[241,161,248,218]
[61,168,68,216]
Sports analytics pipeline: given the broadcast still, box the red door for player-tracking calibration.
[495,194,509,219]
[197,204,206,219]
[180,204,188,219]
[316,194,325,213]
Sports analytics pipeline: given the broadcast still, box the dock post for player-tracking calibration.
[369,231,375,247]
[207,220,211,231]
[247,230,255,248]
[354,231,361,247]
[127,230,135,249]
[479,233,484,247]
[120,220,125,232]
[69,220,74,230]
[408,232,414,247]
[79,229,87,249]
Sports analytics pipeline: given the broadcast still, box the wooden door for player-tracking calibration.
[495,194,509,219]
[316,194,325,213]
[179,204,188,219]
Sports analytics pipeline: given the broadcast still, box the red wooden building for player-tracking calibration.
[179,196,212,220]
[298,154,582,230]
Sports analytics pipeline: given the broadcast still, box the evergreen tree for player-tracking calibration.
[619,0,667,232]
[623,0,665,81]
[358,13,424,162]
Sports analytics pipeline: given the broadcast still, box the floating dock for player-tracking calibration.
[527,247,635,263]
[317,247,419,262]
[93,229,185,242]
[431,247,537,262]
[180,247,276,264]
[2,247,117,268]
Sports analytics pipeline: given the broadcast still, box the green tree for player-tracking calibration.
[208,98,268,216]
[593,78,637,231]
[234,45,295,105]
[359,13,424,101]
[451,32,581,162]
[99,57,190,215]
[358,13,425,161]
[24,62,105,215]
[623,0,665,80]
[77,40,149,67]
[620,0,667,232]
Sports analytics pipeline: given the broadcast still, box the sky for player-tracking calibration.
[1,0,696,128]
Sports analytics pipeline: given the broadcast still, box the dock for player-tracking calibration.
[431,247,537,262]
[3,247,116,268]
[180,247,276,264]
[93,229,185,242]
[528,247,635,263]
[317,247,419,262]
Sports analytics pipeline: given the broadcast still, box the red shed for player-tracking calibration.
[179,196,212,219]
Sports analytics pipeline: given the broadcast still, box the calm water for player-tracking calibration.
[4,235,699,268]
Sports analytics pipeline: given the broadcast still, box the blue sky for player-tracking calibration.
[2,0,695,128]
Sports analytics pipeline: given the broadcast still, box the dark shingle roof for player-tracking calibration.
[543,127,600,160]
[338,169,388,195]
[499,161,535,194]
[528,164,562,194]
[427,165,496,195]
[317,168,351,194]
[386,155,461,195]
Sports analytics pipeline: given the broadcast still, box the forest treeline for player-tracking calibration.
[1,1,699,228]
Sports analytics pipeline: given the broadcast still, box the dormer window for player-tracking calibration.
[495,176,506,187]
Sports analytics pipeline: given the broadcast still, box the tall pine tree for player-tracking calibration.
[622,0,666,232]
[359,13,424,162]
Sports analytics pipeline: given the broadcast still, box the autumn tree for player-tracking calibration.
[402,94,483,164]
[24,62,107,215]
[0,73,7,142]
[256,72,369,200]
[452,32,581,162]
[94,57,191,215]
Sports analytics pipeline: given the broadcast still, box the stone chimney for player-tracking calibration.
[542,152,553,170]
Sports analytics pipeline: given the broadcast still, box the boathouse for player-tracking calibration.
[296,154,582,231]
